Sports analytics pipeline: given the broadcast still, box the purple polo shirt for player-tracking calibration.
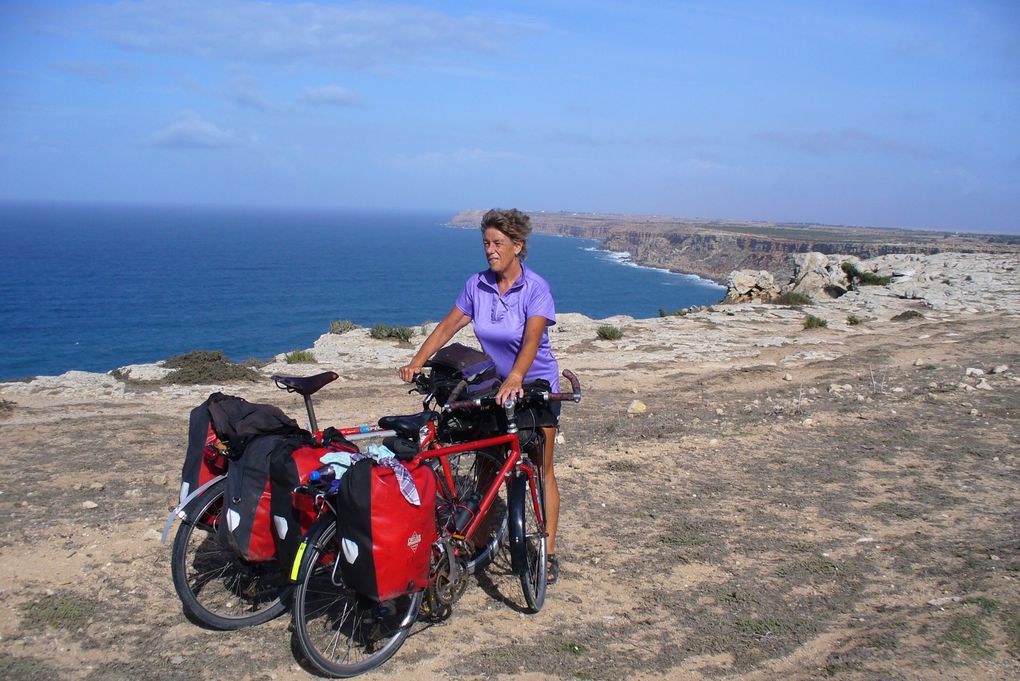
[455,264,560,392]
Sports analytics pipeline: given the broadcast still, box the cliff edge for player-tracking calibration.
[450,209,1020,284]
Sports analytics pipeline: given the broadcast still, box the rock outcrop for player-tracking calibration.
[724,270,780,303]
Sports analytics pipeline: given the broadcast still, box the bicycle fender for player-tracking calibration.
[507,475,528,574]
[290,513,337,583]
[159,474,226,544]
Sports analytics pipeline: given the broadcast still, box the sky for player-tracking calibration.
[1,0,1018,233]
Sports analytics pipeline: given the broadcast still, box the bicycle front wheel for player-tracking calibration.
[292,518,422,677]
[508,471,547,612]
[170,479,292,630]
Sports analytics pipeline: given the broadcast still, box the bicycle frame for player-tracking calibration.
[414,429,543,547]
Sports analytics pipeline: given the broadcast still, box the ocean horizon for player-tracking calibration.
[0,202,725,380]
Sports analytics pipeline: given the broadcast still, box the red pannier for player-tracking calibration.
[228,443,327,563]
[335,459,438,602]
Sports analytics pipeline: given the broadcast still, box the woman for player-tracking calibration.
[398,208,563,585]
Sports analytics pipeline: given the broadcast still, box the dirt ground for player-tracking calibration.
[1,311,1018,680]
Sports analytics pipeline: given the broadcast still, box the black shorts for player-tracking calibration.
[520,401,560,430]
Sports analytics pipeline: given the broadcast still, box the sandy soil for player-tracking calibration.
[1,260,1018,680]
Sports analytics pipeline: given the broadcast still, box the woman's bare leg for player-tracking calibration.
[541,426,559,557]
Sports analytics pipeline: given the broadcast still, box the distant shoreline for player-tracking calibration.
[449,209,1020,284]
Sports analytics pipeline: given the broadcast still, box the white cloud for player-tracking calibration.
[76,0,535,68]
[304,85,362,107]
[151,112,237,149]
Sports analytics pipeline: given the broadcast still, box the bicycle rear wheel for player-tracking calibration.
[170,479,291,630]
[432,448,508,572]
[292,518,421,677]
[509,470,547,612]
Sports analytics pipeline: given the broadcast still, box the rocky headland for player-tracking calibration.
[451,209,1020,284]
[1,247,1018,680]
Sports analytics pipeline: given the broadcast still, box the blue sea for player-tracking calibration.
[0,203,725,380]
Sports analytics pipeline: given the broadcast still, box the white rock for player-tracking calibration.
[783,373,793,381]
[975,379,993,391]
[82,501,99,509]
[627,400,647,415]
[913,358,925,366]
[965,367,985,376]
[991,364,1009,374]
[927,596,961,607]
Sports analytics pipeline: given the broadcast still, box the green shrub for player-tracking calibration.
[285,349,317,364]
[841,262,892,287]
[369,324,415,342]
[161,350,261,384]
[596,324,623,340]
[329,319,358,334]
[891,309,924,322]
[803,314,828,329]
[659,307,691,317]
[846,314,862,326]
[389,326,415,343]
[774,291,812,307]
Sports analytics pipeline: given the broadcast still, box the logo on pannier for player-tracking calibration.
[407,531,422,553]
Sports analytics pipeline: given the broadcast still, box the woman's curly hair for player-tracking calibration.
[480,208,532,259]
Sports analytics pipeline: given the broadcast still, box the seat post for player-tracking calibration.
[303,395,318,433]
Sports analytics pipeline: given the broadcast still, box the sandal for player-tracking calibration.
[546,555,559,585]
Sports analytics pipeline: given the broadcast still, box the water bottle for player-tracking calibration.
[308,465,337,486]
[454,493,482,532]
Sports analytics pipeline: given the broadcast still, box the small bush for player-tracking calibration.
[329,319,358,335]
[285,349,316,364]
[0,398,13,417]
[389,326,415,343]
[659,307,690,317]
[596,324,623,340]
[774,291,812,307]
[803,314,828,329]
[891,309,925,322]
[842,262,892,287]
[846,314,862,326]
[161,350,260,384]
[369,324,415,343]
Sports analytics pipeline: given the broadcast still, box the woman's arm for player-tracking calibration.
[398,306,471,382]
[495,315,549,405]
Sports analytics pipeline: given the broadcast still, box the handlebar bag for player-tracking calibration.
[335,458,438,602]
[424,342,500,404]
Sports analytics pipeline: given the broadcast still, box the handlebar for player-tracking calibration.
[445,369,581,412]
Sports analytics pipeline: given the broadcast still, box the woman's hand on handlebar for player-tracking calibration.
[398,364,422,383]
[495,373,524,405]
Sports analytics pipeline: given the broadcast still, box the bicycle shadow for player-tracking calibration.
[470,545,531,614]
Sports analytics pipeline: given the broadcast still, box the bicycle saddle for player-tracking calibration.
[271,371,338,396]
[378,410,437,439]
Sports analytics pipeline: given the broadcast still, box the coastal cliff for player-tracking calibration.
[451,209,1020,283]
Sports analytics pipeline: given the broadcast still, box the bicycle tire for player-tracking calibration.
[170,479,292,630]
[508,470,547,612]
[432,448,508,573]
[292,517,422,677]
